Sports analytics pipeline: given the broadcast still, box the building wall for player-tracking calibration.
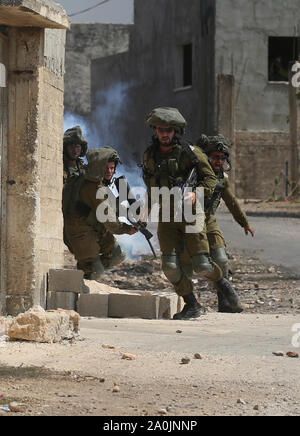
[65,23,132,116]
[0,32,8,315]
[4,26,65,315]
[235,131,290,199]
[215,0,300,199]
[215,0,300,132]
[38,29,66,308]
[91,0,216,162]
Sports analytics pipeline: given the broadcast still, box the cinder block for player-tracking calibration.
[77,294,109,318]
[48,269,84,293]
[47,291,77,311]
[108,293,159,319]
[156,294,179,319]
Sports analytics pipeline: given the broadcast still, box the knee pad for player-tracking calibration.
[161,254,182,284]
[103,243,126,268]
[192,254,214,275]
[211,248,229,278]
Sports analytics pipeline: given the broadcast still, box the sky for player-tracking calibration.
[56,0,134,23]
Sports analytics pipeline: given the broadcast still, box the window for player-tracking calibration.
[174,43,193,90]
[183,43,193,87]
[269,37,299,82]
[0,26,8,37]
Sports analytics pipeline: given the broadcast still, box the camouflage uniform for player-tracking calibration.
[63,126,87,184]
[142,108,241,319]
[198,134,246,312]
[63,147,132,279]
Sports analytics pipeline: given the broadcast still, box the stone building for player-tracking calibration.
[64,0,299,200]
[0,0,69,315]
[64,23,132,116]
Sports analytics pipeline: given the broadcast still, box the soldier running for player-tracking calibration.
[141,107,243,320]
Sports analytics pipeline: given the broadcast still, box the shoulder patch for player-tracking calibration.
[189,145,195,152]
[224,172,229,179]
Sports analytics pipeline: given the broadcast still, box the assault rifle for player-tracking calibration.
[114,176,157,259]
[204,173,224,215]
[127,216,157,259]
[175,167,198,222]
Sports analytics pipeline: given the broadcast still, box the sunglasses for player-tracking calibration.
[211,155,226,161]
[156,127,174,134]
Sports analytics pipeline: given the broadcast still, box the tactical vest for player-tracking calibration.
[143,138,199,189]
[62,174,91,219]
[63,158,86,184]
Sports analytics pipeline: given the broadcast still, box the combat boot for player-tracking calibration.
[173,293,201,320]
[216,278,243,313]
[217,290,241,313]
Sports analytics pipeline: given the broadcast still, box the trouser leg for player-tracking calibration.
[207,215,243,312]
[158,222,194,297]
[65,216,104,279]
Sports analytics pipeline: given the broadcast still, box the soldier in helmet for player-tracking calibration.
[197,134,254,312]
[63,126,88,183]
[63,147,137,280]
[142,107,242,320]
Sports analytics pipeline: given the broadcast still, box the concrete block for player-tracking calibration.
[48,269,84,294]
[156,294,179,319]
[108,293,159,319]
[46,291,77,311]
[77,294,109,318]
[136,291,179,319]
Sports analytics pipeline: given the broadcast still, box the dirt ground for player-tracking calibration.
[0,246,300,417]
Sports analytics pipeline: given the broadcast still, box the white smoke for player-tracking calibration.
[64,82,156,260]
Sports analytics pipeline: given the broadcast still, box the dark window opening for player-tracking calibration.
[269,37,299,82]
[0,26,8,37]
[183,44,193,87]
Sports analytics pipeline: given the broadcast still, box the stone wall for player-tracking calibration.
[65,23,132,115]
[4,26,66,315]
[38,29,66,309]
[235,131,290,199]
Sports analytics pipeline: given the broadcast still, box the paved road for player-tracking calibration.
[217,211,300,275]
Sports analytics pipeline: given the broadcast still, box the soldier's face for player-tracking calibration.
[66,144,82,160]
[155,125,175,147]
[104,162,116,180]
[210,152,226,172]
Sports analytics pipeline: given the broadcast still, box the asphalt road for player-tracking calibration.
[217,211,300,275]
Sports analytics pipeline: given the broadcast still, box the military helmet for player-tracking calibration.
[146,107,187,135]
[86,147,121,182]
[197,134,231,157]
[63,126,88,157]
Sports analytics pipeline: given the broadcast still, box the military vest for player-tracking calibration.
[143,138,199,189]
[63,158,86,184]
[62,174,91,218]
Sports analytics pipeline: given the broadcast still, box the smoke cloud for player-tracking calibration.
[64,82,155,258]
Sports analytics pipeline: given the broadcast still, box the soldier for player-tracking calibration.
[63,147,137,280]
[197,134,254,312]
[142,107,242,320]
[63,126,87,183]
